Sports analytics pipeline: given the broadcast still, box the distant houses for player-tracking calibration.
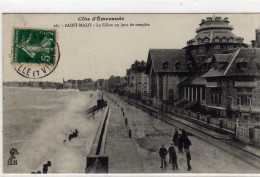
[3,81,63,89]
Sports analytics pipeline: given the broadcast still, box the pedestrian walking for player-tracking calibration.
[159,145,168,168]
[186,149,192,171]
[172,129,179,146]
[177,135,183,153]
[168,143,178,170]
[182,129,187,139]
[168,144,173,164]
[123,111,125,117]
[184,137,192,151]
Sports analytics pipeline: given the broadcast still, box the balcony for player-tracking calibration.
[231,104,260,113]
[234,81,256,88]
[196,24,233,32]
[206,82,220,88]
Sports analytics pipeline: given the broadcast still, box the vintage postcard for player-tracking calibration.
[2,13,260,174]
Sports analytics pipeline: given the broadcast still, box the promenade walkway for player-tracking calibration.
[124,98,260,158]
[105,98,144,173]
[103,92,260,173]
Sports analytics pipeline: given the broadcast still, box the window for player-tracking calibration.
[144,77,147,84]
[214,44,220,49]
[241,63,247,69]
[137,78,141,84]
[204,38,209,43]
[213,37,220,42]
[247,97,252,105]
[138,86,141,92]
[202,87,205,100]
[163,61,168,69]
[257,63,260,71]
[245,88,252,92]
[219,93,222,104]
[221,37,227,42]
[227,45,233,49]
[236,96,252,105]
[236,97,240,105]
[198,46,204,54]
[228,38,234,42]
[236,63,247,70]
[144,86,147,93]
[237,88,242,93]
[175,61,181,69]
[211,92,214,104]
[236,87,252,105]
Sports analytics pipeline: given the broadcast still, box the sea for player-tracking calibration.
[3,86,104,173]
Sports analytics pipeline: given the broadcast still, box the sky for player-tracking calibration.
[3,14,260,82]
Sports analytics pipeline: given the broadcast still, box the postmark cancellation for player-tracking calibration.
[11,28,59,79]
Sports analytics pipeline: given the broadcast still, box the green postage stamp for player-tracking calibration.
[12,28,59,78]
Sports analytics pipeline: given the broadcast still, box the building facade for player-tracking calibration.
[145,49,192,107]
[184,16,248,70]
[203,48,260,119]
[126,61,149,101]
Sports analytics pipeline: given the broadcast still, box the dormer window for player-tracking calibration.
[228,37,234,42]
[175,61,181,69]
[204,38,209,43]
[206,17,212,21]
[213,37,220,42]
[236,58,249,71]
[215,17,221,21]
[163,61,169,69]
[221,37,227,42]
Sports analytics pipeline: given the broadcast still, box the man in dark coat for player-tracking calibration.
[177,135,183,153]
[182,129,187,139]
[172,129,179,146]
[184,137,192,151]
[168,143,173,164]
[159,145,168,168]
[168,143,178,170]
[186,149,192,171]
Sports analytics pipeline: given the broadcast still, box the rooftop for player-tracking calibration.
[202,48,260,78]
[185,16,246,47]
[145,49,190,74]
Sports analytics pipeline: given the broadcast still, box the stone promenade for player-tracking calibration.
[103,93,259,173]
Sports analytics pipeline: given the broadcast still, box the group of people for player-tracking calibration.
[159,129,192,171]
[173,129,192,153]
[31,161,51,174]
[68,129,79,141]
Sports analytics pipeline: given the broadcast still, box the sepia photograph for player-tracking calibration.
[2,13,260,174]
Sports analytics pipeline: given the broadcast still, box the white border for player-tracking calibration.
[1,0,260,176]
